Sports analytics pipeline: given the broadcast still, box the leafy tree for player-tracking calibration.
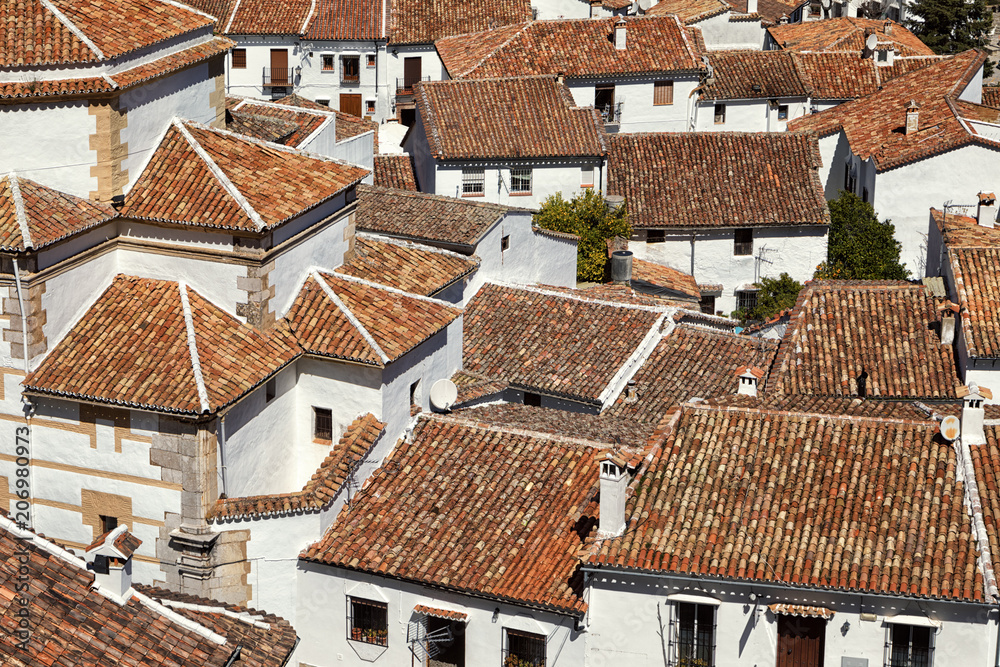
[733,273,803,323]
[816,191,910,281]
[905,0,994,77]
[533,189,631,283]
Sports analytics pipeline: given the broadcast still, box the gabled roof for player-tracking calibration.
[24,276,300,415]
[338,235,479,296]
[414,76,607,160]
[1,0,213,67]
[285,271,461,367]
[767,17,934,57]
[607,132,829,229]
[768,281,958,399]
[646,0,731,23]
[227,98,331,147]
[355,184,512,250]
[210,413,386,521]
[389,0,531,45]
[968,427,1000,599]
[791,52,941,100]
[373,154,418,191]
[0,518,298,667]
[301,413,604,616]
[630,259,701,300]
[788,50,989,172]
[302,0,384,40]
[122,119,368,232]
[0,173,114,252]
[463,283,667,405]
[436,16,704,80]
[270,94,379,143]
[589,402,988,603]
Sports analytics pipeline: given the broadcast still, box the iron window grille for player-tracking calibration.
[669,602,716,667]
[734,228,753,256]
[321,54,335,71]
[232,49,246,69]
[348,597,388,646]
[885,624,933,667]
[736,289,758,313]
[342,56,360,83]
[462,168,485,196]
[503,629,546,667]
[314,407,333,441]
[647,229,666,244]
[510,168,532,194]
[699,295,716,315]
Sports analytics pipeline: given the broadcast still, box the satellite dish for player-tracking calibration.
[429,379,458,412]
[638,0,652,11]
[940,415,961,442]
[865,33,878,51]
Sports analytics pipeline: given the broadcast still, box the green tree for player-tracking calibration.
[733,273,803,323]
[816,191,910,281]
[905,0,994,76]
[533,190,631,283]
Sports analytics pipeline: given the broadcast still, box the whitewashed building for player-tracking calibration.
[644,0,769,50]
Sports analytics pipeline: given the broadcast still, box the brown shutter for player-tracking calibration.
[654,80,674,105]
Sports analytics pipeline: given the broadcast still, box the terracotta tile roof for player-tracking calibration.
[286,271,461,367]
[768,281,959,399]
[754,0,805,24]
[122,119,368,232]
[86,526,143,555]
[984,86,1000,109]
[302,0,383,39]
[227,98,331,147]
[182,0,236,25]
[413,604,468,621]
[463,283,666,405]
[769,603,835,619]
[708,393,949,419]
[589,403,987,602]
[788,50,989,171]
[948,246,1000,359]
[1,522,298,667]
[967,428,1000,599]
[272,93,329,110]
[767,18,934,57]
[607,132,829,229]
[356,184,510,249]
[931,207,995,247]
[450,369,508,405]
[605,325,777,423]
[645,0,730,23]
[210,414,385,521]
[389,0,531,44]
[545,281,695,308]
[337,235,479,296]
[301,414,601,615]
[0,174,114,252]
[436,17,704,80]
[224,0,312,33]
[414,76,607,160]
[629,259,700,299]
[702,50,808,99]
[792,52,940,101]
[24,276,300,414]
[226,110,300,143]
[373,154,418,191]
[269,94,379,143]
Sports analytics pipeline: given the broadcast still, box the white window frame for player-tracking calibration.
[320,53,335,72]
[462,168,485,197]
[510,167,532,195]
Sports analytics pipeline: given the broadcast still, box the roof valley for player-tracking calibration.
[312,270,391,364]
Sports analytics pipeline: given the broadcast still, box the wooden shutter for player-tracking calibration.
[654,80,674,105]
[777,616,826,667]
[232,48,246,69]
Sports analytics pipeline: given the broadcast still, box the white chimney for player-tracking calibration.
[939,301,959,345]
[746,0,758,13]
[84,525,140,599]
[959,383,991,446]
[905,100,919,135]
[977,192,996,228]
[614,18,627,50]
[598,453,628,537]
[736,366,764,397]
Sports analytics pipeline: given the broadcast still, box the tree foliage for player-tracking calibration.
[905,0,994,76]
[816,191,910,281]
[734,273,803,323]
[533,190,631,282]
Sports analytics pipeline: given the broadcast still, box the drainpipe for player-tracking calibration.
[218,414,229,498]
[994,605,1000,667]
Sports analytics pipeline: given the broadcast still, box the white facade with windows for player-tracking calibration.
[694,97,810,132]
[565,75,701,133]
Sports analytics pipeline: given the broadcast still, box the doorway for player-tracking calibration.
[340,94,362,117]
[269,49,288,85]
[403,57,421,91]
[777,616,825,667]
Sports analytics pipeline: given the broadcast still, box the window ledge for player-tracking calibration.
[461,193,485,198]
[313,438,332,445]
[509,192,533,197]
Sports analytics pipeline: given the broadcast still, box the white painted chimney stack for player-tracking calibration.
[939,301,959,345]
[598,453,628,537]
[905,100,919,135]
[977,192,996,228]
[84,525,140,599]
[746,0,758,13]
[736,366,764,397]
[958,383,991,446]
[614,18,627,50]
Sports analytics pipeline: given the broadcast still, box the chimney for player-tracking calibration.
[778,14,789,23]
[978,192,996,228]
[84,525,141,599]
[736,366,764,397]
[624,379,639,403]
[883,20,892,35]
[611,250,633,285]
[958,383,992,446]
[598,453,628,537]
[939,301,959,345]
[614,18,627,50]
[746,0,758,13]
[905,100,919,135]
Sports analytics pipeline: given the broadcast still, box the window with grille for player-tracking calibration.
[699,295,715,315]
[647,229,666,244]
[504,629,545,667]
[510,168,532,194]
[321,54,335,71]
[462,168,485,196]
[736,289,758,313]
[366,99,376,115]
[342,56,360,83]
[232,48,246,69]
[654,80,674,106]
[581,165,595,187]
[314,407,332,441]
[670,603,716,667]
[366,53,377,67]
[734,228,753,256]
[778,104,788,120]
[886,624,932,667]
[348,597,388,646]
[714,103,726,124]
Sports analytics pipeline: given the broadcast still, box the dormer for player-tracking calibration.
[84,525,141,600]
[957,383,992,445]
[736,366,765,397]
[598,453,628,537]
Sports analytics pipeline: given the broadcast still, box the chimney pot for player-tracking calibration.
[611,250,633,285]
[614,18,627,50]
[84,525,139,599]
[939,301,959,345]
[598,453,628,537]
[746,0,758,13]
[905,100,919,135]
[736,366,763,397]
[978,192,996,228]
[959,383,992,445]
[883,20,892,34]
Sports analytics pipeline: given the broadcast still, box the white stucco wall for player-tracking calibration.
[629,225,828,313]
[568,76,700,133]
[694,97,809,132]
[295,41,381,114]
[695,12,766,50]
[533,0,592,18]
[386,44,446,106]
[428,161,604,209]
[225,35,301,100]
[328,132,375,183]
[0,102,97,197]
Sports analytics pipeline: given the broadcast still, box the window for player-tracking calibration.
[699,295,715,315]
[510,167,532,195]
[321,54,335,71]
[409,380,421,406]
[342,55,360,83]
[581,165,595,188]
[314,407,332,442]
[844,161,856,193]
[596,84,616,123]
[348,598,388,646]
[501,234,510,252]
[654,80,674,106]
[877,49,889,62]
[462,168,485,196]
[504,629,545,667]
[366,53,377,67]
[99,515,118,535]
[714,103,726,124]
[671,603,716,667]
[232,48,246,69]
[365,99,376,115]
[886,624,932,667]
[647,230,666,244]
[734,228,753,256]
[777,104,788,120]
[316,99,330,107]
[265,378,276,403]
[524,392,542,407]
[736,289,758,313]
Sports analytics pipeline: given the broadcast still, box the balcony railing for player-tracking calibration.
[601,102,623,127]
[262,67,293,87]
[396,76,431,95]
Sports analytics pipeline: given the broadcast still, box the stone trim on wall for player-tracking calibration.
[236,260,276,329]
[3,282,47,362]
[81,488,134,542]
[209,57,226,129]
[88,96,129,202]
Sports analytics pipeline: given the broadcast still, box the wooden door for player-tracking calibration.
[340,94,362,118]
[270,49,288,84]
[777,616,825,667]
[403,57,421,90]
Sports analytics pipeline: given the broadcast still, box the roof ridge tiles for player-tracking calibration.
[356,231,479,261]
[5,173,33,250]
[158,0,220,20]
[178,281,211,413]
[956,435,999,601]
[682,399,938,427]
[491,281,672,313]
[325,267,457,307]
[424,412,627,450]
[38,0,105,59]
[312,270,390,364]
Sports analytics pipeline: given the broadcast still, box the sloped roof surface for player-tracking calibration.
[373,155,418,191]
[389,0,531,44]
[939,212,1000,359]
[0,174,114,252]
[225,0,312,33]
[645,0,729,23]
[303,0,383,39]
[767,17,934,57]
[702,50,808,99]
[338,236,479,296]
